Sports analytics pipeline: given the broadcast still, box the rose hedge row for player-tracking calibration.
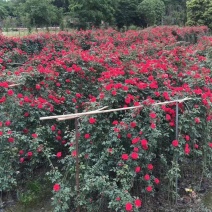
[0,26,212,211]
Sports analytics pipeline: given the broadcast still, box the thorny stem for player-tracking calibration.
[42,148,55,171]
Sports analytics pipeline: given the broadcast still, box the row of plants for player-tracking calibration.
[0,26,212,211]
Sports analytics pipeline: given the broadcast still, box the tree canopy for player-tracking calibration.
[138,0,165,26]
[0,0,211,29]
[16,0,62,28]
[186,0,212,29]
[69,0,116,28]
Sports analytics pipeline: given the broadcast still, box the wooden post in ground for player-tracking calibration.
[75,113,80,212]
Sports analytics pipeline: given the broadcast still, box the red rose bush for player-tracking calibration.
[0,26,212,211]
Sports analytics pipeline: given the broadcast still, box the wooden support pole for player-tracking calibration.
[56,97,193,121]
[40,106,108,120]
[75,114,80,212]
[40,97,193,121]
[57,106,108,121]
[8,83,21,87]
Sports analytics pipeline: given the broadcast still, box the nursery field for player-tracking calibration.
[0,26,212,212]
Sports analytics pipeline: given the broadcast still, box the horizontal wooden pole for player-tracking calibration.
[8,83,21,87]
[40,106,108,121]
[40,97,193,121]
[57,106,109,121]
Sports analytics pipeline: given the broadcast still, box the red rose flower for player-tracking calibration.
[7,130,12,135]
[146,186,153,192]
[17,93,23,98]
[133,147,139,152]
[36,84,41,90]
[72,150,77,157]
[122,154,128,160]
[8,137,14,143]
[116,197,121,201]
[130,122,137,128]
[194,117,200,124]
[112,120,118,125]
[20,158,24,163]
[185,135,190,141]
[131,152,138,160]
[166,114,171,121]
[147,164,153,170]
[172,140,179,147]
[76,93,82,98]
[27,152,33,157]
[19,150,24,155]
[141,139,148,150]
[194,144,199,149]
[150,122,156,129]
[149,112,157,119]
[56,152,62,158]
[84,134,90,139]
[89,117,96,124]
[111,90,117,96]
[24,112,29,117]
[32,133,38,138]
[134,199,142,208]
[125,202,133,211]
[56,135,62,141]
[23,128,29,134]
[209,142,212,148]
[99,92,105,99]
[132,137,140,144]
[135,166,141,173]
[7,89,14,96]
[107,148,113,154]
[144,174,150,181]
[53,184,60,192]
[5,120,11,126]
[51,125,56,131]
[184,144,190,155]
[154,178,160,184]
[127,133,132,138]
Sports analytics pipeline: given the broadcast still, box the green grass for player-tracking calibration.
[2,31,29,37]
[2,29,61,37]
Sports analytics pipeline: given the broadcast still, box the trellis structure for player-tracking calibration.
[40,97,193,211]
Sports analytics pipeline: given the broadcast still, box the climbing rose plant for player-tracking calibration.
[0,26,212,211]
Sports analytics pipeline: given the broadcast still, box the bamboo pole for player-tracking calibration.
[57,107,109,121]
[56,97,192,121]
[8,83,21,87]
[40,106,108,120]
[40,97,192,121]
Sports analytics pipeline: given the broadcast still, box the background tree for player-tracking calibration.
[52,0,70,13]
[0,0,9,20]
[16,0,62,30]
[137,0,165,27]
[114,0,143,29]
[163,0,187,26]
[186,0,212,29]
[69,0,116,29]
[0,6,8,20]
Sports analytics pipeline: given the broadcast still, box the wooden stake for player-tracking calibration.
[75,114,80,212]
